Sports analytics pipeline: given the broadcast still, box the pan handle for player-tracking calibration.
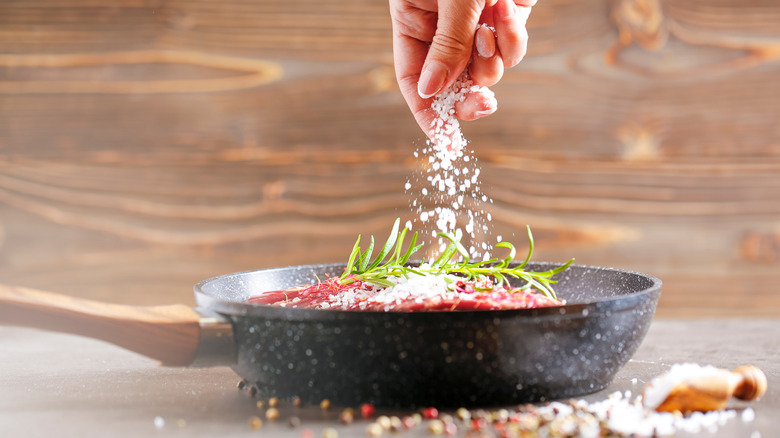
[0,284,235,367]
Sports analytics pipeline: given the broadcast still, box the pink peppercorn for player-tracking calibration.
[443,422,457,435]
[422,407,439,419]
[471,418,488,430]
[360,403,375,419]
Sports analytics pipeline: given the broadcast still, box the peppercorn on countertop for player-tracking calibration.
[1,319,777,437]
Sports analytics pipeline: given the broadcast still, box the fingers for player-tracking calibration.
[454,88,498,121]
[493,0,531,68]
[393,30,439,136]
[469,24,503,87]
[418,0,486,98]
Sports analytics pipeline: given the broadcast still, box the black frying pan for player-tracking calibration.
[0,262,661,408]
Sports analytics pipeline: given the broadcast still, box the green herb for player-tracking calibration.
[339,218,574,299]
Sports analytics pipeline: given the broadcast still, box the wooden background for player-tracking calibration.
[0,0,778,317]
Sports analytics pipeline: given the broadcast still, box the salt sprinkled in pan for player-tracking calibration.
[405,71,496,259]
[325,266,459,310]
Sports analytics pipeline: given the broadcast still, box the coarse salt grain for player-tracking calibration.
[742,407,755,422]
[325,264,462,311]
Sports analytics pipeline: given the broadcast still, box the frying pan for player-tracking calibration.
[0,262,661,408]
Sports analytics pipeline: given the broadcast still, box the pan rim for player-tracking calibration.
[193,262,662,321]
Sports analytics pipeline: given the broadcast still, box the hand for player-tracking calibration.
[390,0,535,137]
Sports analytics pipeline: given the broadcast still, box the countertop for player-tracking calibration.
[1,319,777,437]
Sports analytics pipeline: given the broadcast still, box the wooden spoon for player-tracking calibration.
[650,365,767,413]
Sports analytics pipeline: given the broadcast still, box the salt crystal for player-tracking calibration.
[742,407,755,422]
[154,416,165,429]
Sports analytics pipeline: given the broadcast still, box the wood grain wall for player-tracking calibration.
[1,0,778,317]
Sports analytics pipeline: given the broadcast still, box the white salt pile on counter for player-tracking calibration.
[643,362,724,410]
[406,71,497,259]
[588,390,739,436]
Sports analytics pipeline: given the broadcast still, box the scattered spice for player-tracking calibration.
[422,407,439,420]
[237,379,247,390]
[248,416,263,430]
[376,415,392,430]
[427,419,445,435]
[293,396,303,407]
[268,397,279,408]
[256,400,265,410]
[360,403,376,419]
[366,422,384,437]
[339,408,355,425]
[322,427,339,438]
[232,367,759,437]
[443,421,457,436]
[389,416,403,432]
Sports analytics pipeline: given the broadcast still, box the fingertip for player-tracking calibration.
[417,61,449,99]
[454,89,498,121]
[501,27,528,68]
[494,0,515,20]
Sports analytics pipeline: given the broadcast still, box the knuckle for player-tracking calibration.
[431,33,471,57]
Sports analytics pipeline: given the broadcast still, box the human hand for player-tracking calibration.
[390,0,535,137]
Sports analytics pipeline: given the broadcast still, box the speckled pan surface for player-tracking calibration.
[194,262,661,408]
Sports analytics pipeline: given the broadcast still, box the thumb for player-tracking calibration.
[418,0,486,99]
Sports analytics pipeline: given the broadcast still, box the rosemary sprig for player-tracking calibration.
[339,218,574,299]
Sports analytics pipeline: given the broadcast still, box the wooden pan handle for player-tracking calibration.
[0,284,202,366]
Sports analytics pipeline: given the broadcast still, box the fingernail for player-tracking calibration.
[418,61,448,99]
[475,107,497,118]
[475,26,496,58]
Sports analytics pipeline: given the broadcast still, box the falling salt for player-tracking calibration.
[154,416,165,429]
[405,72,496,258]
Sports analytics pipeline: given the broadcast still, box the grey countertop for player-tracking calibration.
[1,319,777,437]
